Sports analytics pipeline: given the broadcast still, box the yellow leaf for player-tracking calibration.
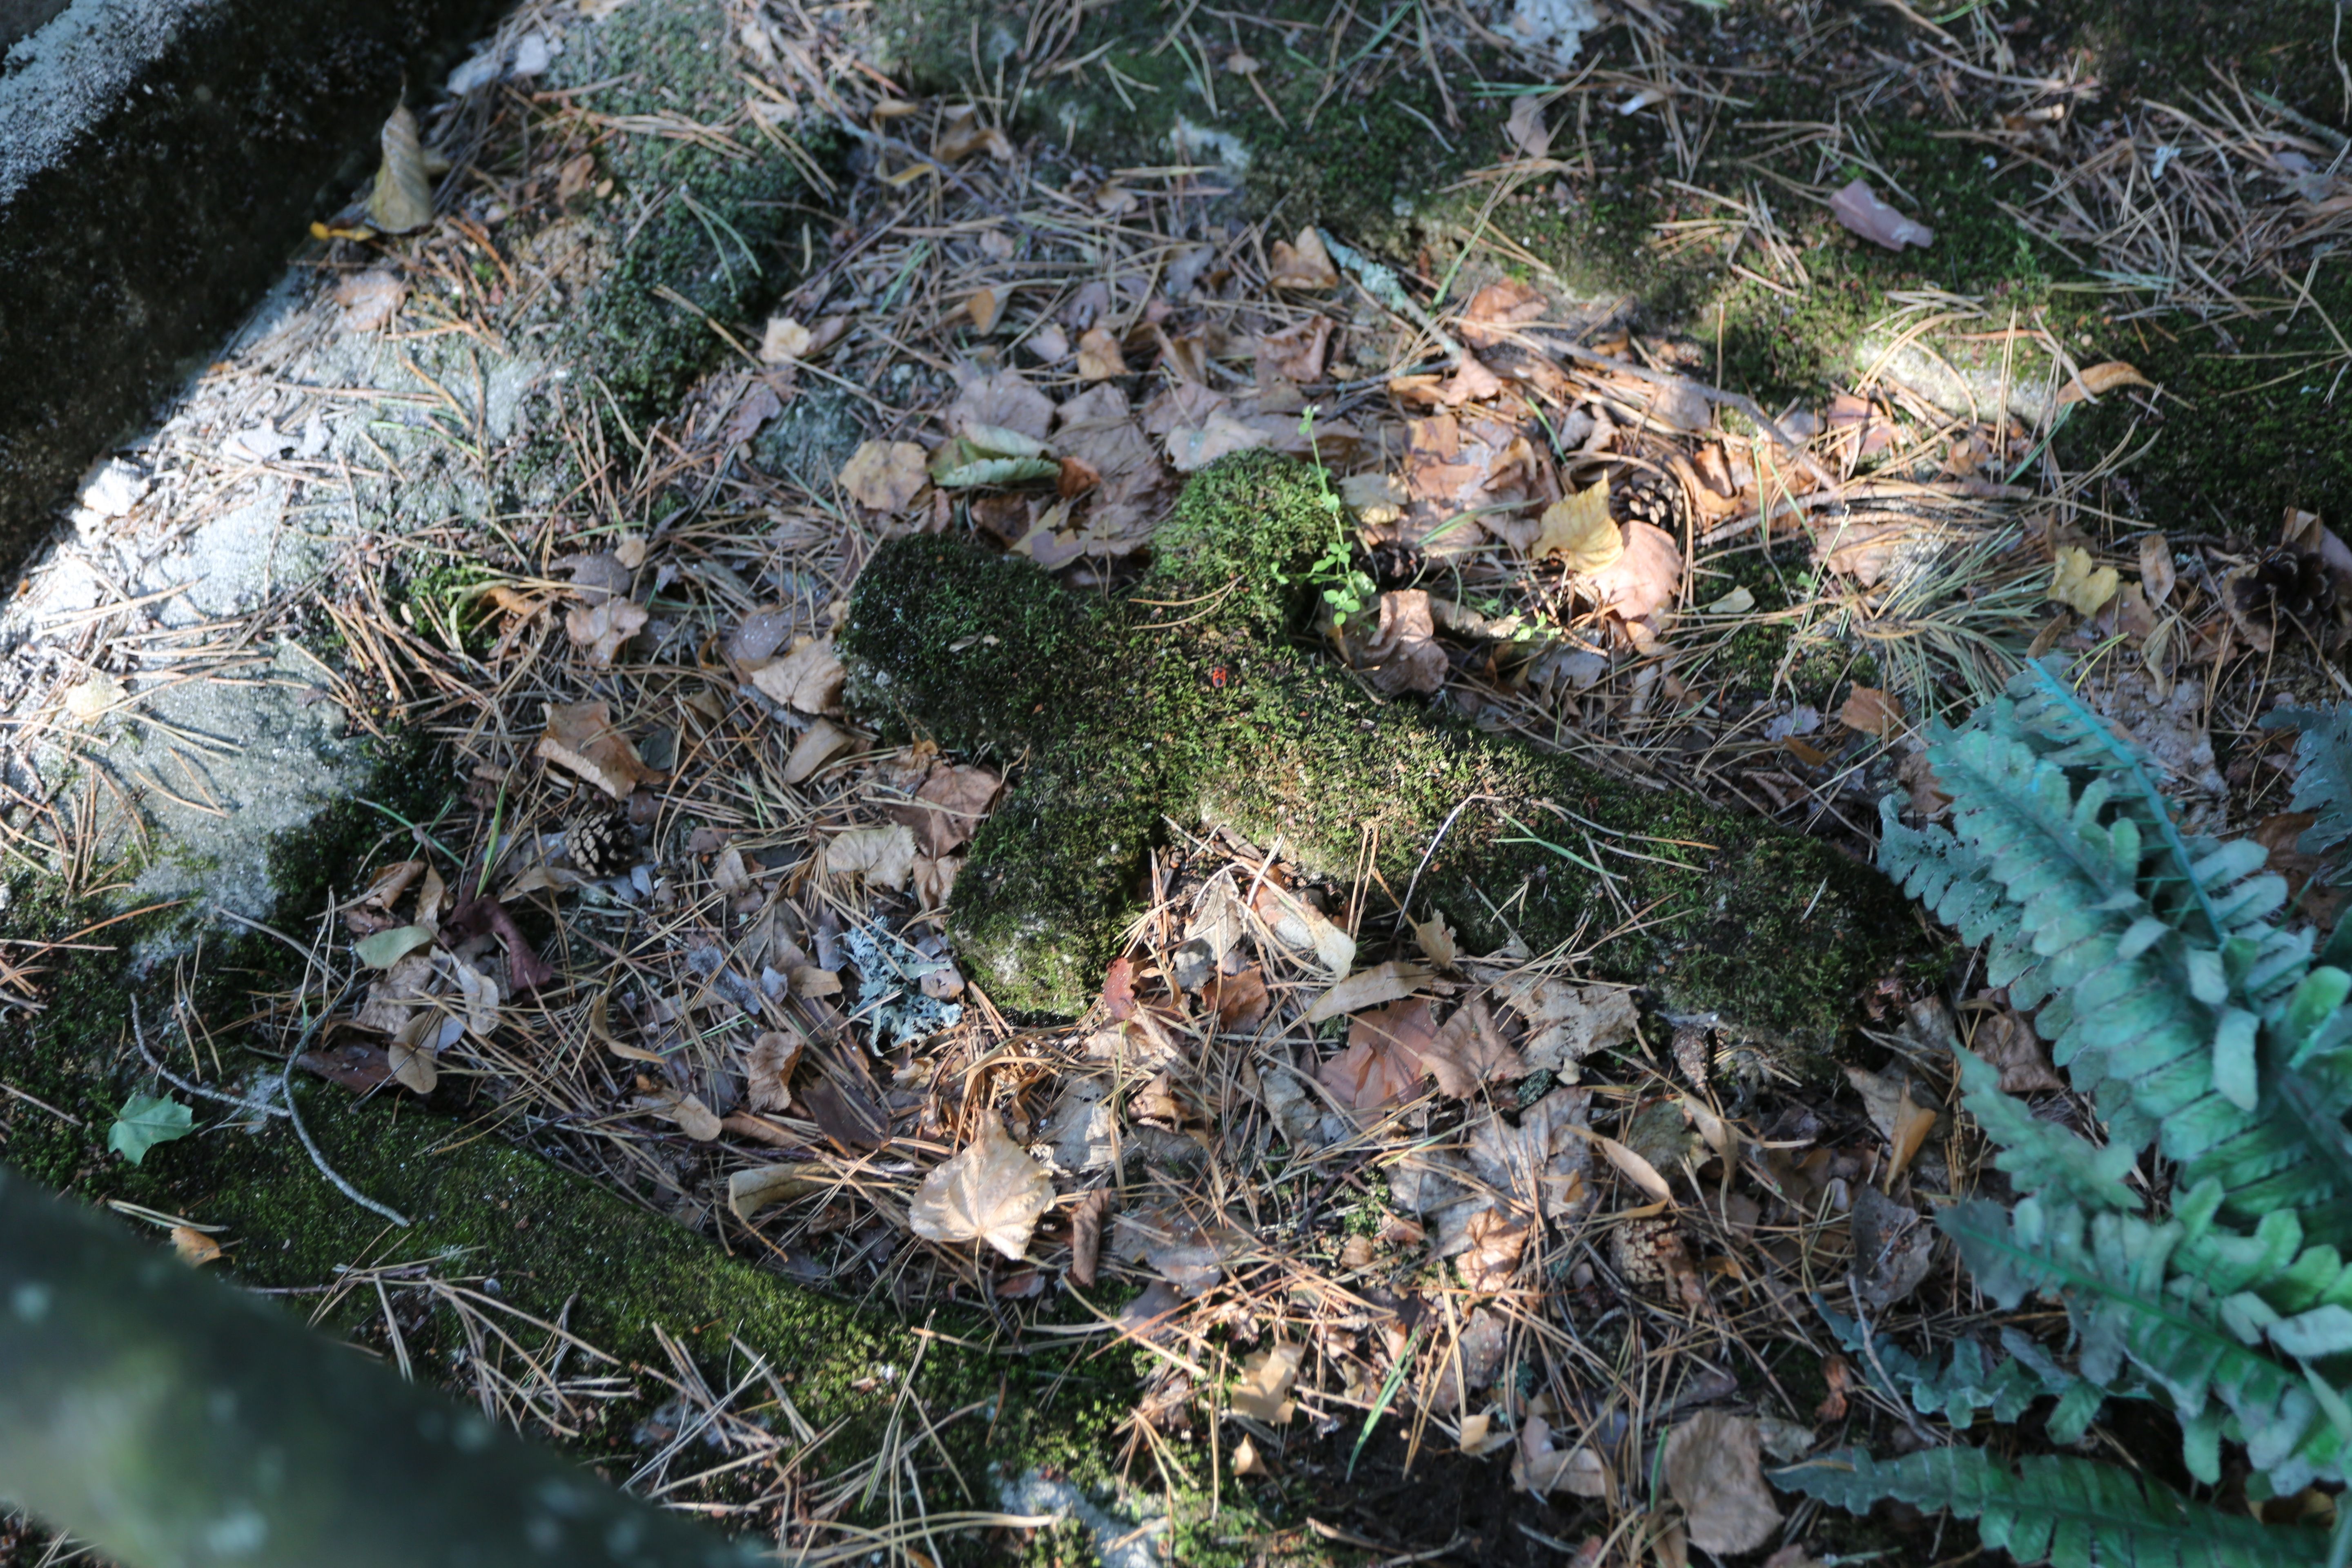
[908,1108,1055,1259]
[839,439,931,512]
[2049,546,2120,615]
[760,315,813,363]
[965,287,1000,334]
[170,1225,223,1266]
[1532,480,1622,570]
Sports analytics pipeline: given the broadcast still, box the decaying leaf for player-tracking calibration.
[1070,1189,1111,1286]
[1251,882,1356,976]
[1469,1089,1592,1221]
[1459,1206,1531,1292]
[1968,1007,2063,1093]
[781,717,857,785]
[61,671,126,726]
[2139,532,2176,607]
[1229,1343,1304,1423]
[1844,1065,1940,1181]
[1852,1183,1936,1310]
[1114,1206,1250,1294]
[1664,1411,1784,1555]
[888,763,1002,856]
[537,701,661,800]
[1267,227,1339,290]
[1341,590,1449,695]
[728,1165,825,1222]
[170,1225,224,1267]
[1411,913,1459,969]
[1503,93,1555,160]
[1515,1414,1611,1497]
[332,269,407,332]
[839,440,931,512]
[2049,546,2120,615]
[442,955,501,1040]
[760,315,813,363]
[1076,327,1128,381]
[638,1085,722,1141]
[1532,479,1620,570]
[909,1108,1055,1259]
[750,638,845,715]
[564,597,647,666]
[1305,960,1433,1024]
[366,105,438,234]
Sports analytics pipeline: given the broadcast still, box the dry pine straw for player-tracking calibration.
[65,0,2352,1557]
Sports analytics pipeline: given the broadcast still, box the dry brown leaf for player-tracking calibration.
[1846,1065,1942,1182]
[820,824,918,891]
[780,717,857,785]
[1469,1089,1592,1221]
[62,671,126,725]
[1969,1008,2063,1093]
[1076,327,1128,381]
[1112,1206,1248,1294]
[388,1011,446,1094]
[909,1109,1054,1259]
[1532,479,1620,569]
[1251,883,1355,975]
[1070,1189,1111,1287]
[1827,178,1933,251]
[170,1226,224,1267]
[1229,1342,1304,1424]
[1584,520,1684,620]
[1460,279,1548,347]
[1304,960,1432,1024]
[1853,1183,1936,1310]
[1424,997,1526,1098]
[2058,360,2155,404]
[1587,1129,1674,1203]
[744,1029,804,1112]
[1664,1412,1784,1556]
[1317,998,1438,1111]
[1257,318,1332,383]
[564,597,647,667]
[1839,685,1902,737]
[751,637,844,715]
[1231,1434,1261,1476]
[2050,546,2120,615]
[889,764,1002,856]
[1267,227,1339,290]
[933,104,1011,163]
[965,287,1000,334]
[537,701,660,800]
[948,364,1055,443]
[1496,977,1639,1074]
[839,440,930,512]
[1205,966,1270,1031]
[1514,1414,1610,1497]
[1411,913,1458,969]
[638,1086,721,1141]
[1341,590,1449,694]
[1458,1207,1530,1292]
[728,1165,824,1222]
[2140,532,2177,607]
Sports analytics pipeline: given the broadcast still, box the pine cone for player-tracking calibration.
[2230,546,2335,630]
[1615,474,1686,535]
[564,806,637,878]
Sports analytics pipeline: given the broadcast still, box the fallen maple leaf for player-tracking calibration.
[1267,227,1339,290]
[820,824,918,891]
[1458,1206,1530,1292]
[839,440,930,512]
[564,597,647,667]
[909,1108,1056,1258]
[1664,1411,1783,1555]
[1839,685,1902,737]
[1532,479,1620,569]
[888,763,1001,856]
[537,701,661,800]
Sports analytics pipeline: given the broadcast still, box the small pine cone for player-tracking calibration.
[2231,546,2334,630]
[564,806,636,878]
[1615,474,1686,535]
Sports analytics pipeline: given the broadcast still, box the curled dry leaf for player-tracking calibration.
[1305,960,1433,1024]
[839,440,930,512]
[1250,882,1356,976]
[728,1165,824,1222]
[750,637,845,715]
[537,701,661,800]
[760,315,813,363]
[170,1225,224,1267]
[1664,1411,1784,1556]
[1342,590,1449,695]
[1267,227,1339,290]
[639,1085,722,1141]
[1070,1189,1112,1286]
[2049,546,2120,615]
[1515,1414,1610,1497]
[2139,532,2177,607]
[564,597,647,667]
[781,717,857,785]
[1459,1207,1530,1292]
[909,1107,1055,1260]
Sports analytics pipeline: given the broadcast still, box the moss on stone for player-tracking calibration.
[843,451,1924,1063]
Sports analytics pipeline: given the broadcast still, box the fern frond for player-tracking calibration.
[1817,1298,2115,1439]
[1772,1446,2317,1568]
[2265,705,2352,887]
[1955,1046,2143,1212]
[1942,1195,2352,1491]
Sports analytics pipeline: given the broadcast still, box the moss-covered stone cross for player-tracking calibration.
[841,450,1918,1060]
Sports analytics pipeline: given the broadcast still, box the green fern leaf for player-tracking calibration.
[2263,706,2352,889]
[1955,1046,2142,1212]
[1772,1446,2316,1568]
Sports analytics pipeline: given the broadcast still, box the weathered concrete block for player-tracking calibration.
[0,0,498,581]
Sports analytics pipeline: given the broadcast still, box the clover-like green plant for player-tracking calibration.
[1775,661,2352,1568]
